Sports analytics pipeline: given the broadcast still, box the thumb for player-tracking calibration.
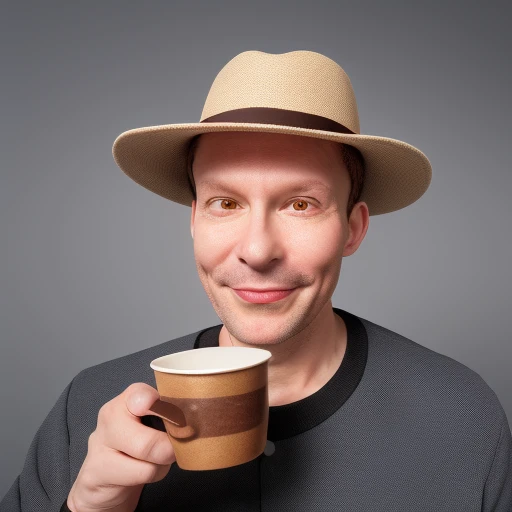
[125,382,160,418]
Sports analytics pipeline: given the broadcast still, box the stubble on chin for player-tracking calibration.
[195,261,323,347]
[216,291,317,348]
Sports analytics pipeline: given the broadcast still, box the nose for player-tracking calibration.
[235,207,284,270]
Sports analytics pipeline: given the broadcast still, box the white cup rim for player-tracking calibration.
[150,346,272,375]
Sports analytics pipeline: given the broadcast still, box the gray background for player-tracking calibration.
[1,0,510,499]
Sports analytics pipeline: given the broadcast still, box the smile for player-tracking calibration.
[232,288,296,304]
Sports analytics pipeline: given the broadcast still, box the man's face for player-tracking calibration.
[190,131,365,346]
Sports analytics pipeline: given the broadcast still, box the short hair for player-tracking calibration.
[186,133,365,219]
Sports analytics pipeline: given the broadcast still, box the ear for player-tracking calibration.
[342,201,369,257]
[190,199,196,239]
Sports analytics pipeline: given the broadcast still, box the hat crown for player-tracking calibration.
[200,50,361,134]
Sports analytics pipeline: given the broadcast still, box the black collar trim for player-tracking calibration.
[192,307,368,441]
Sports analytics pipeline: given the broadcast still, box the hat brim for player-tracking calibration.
[112,122,432,216]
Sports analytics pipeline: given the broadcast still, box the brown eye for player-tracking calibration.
[292,200,308,211]
[220,199,237,210]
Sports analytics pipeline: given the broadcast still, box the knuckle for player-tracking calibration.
[71,494,88,511]
[131,434,154,461]
[87,431,97,450]
[80,469,96,491]
[78,462,98,492]
[97,401,111,423]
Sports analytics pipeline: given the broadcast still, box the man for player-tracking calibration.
[188,130,365,408]
[1,50,510,511]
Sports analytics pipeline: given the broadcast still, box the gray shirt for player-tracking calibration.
[1,307,510,511]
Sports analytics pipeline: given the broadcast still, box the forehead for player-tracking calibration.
[197,177,333,194]
[192,131,348,193]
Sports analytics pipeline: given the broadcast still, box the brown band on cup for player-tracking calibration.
[151,385,267,439]
[201,107,355,134]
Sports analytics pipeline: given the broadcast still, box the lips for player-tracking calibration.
[232,288,295,304]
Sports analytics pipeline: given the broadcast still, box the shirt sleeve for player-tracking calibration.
[0,379,75,512]
[481,414,512,511]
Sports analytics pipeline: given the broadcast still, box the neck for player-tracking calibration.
[219,303,347,407]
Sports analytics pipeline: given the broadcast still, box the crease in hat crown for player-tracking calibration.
[200,50,361,133]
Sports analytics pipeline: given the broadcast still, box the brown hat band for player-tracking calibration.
[201,107,355,135]
[150,385,267,440]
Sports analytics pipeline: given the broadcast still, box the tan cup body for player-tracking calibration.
[151,349,270,471]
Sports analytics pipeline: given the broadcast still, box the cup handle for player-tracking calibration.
[149,398,196,439]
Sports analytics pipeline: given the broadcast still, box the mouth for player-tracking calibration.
[231,288,296,304]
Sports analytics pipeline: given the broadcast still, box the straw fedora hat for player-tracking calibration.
[112,50,432,216]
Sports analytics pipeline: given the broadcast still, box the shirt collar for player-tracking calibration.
[193,306,368,441]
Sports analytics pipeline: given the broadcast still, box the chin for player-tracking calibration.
[225,311,306,346]
[211,285,316,340]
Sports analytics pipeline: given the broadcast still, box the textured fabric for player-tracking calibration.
[1,307,510,511]
[192,307,368,442]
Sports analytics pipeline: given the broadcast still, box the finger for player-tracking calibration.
[97,409,176,467]
[95,385,176,466]
[87,445,172,487]
[115,424,175,466]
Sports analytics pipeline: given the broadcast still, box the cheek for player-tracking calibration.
[287,218,345,273]
[193,224,233,270]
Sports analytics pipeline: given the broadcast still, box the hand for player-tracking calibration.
[66,383,176,512]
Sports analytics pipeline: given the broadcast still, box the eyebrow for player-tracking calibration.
[197,178,332,195]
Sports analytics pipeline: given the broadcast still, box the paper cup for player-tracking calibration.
[150,346,272,470]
